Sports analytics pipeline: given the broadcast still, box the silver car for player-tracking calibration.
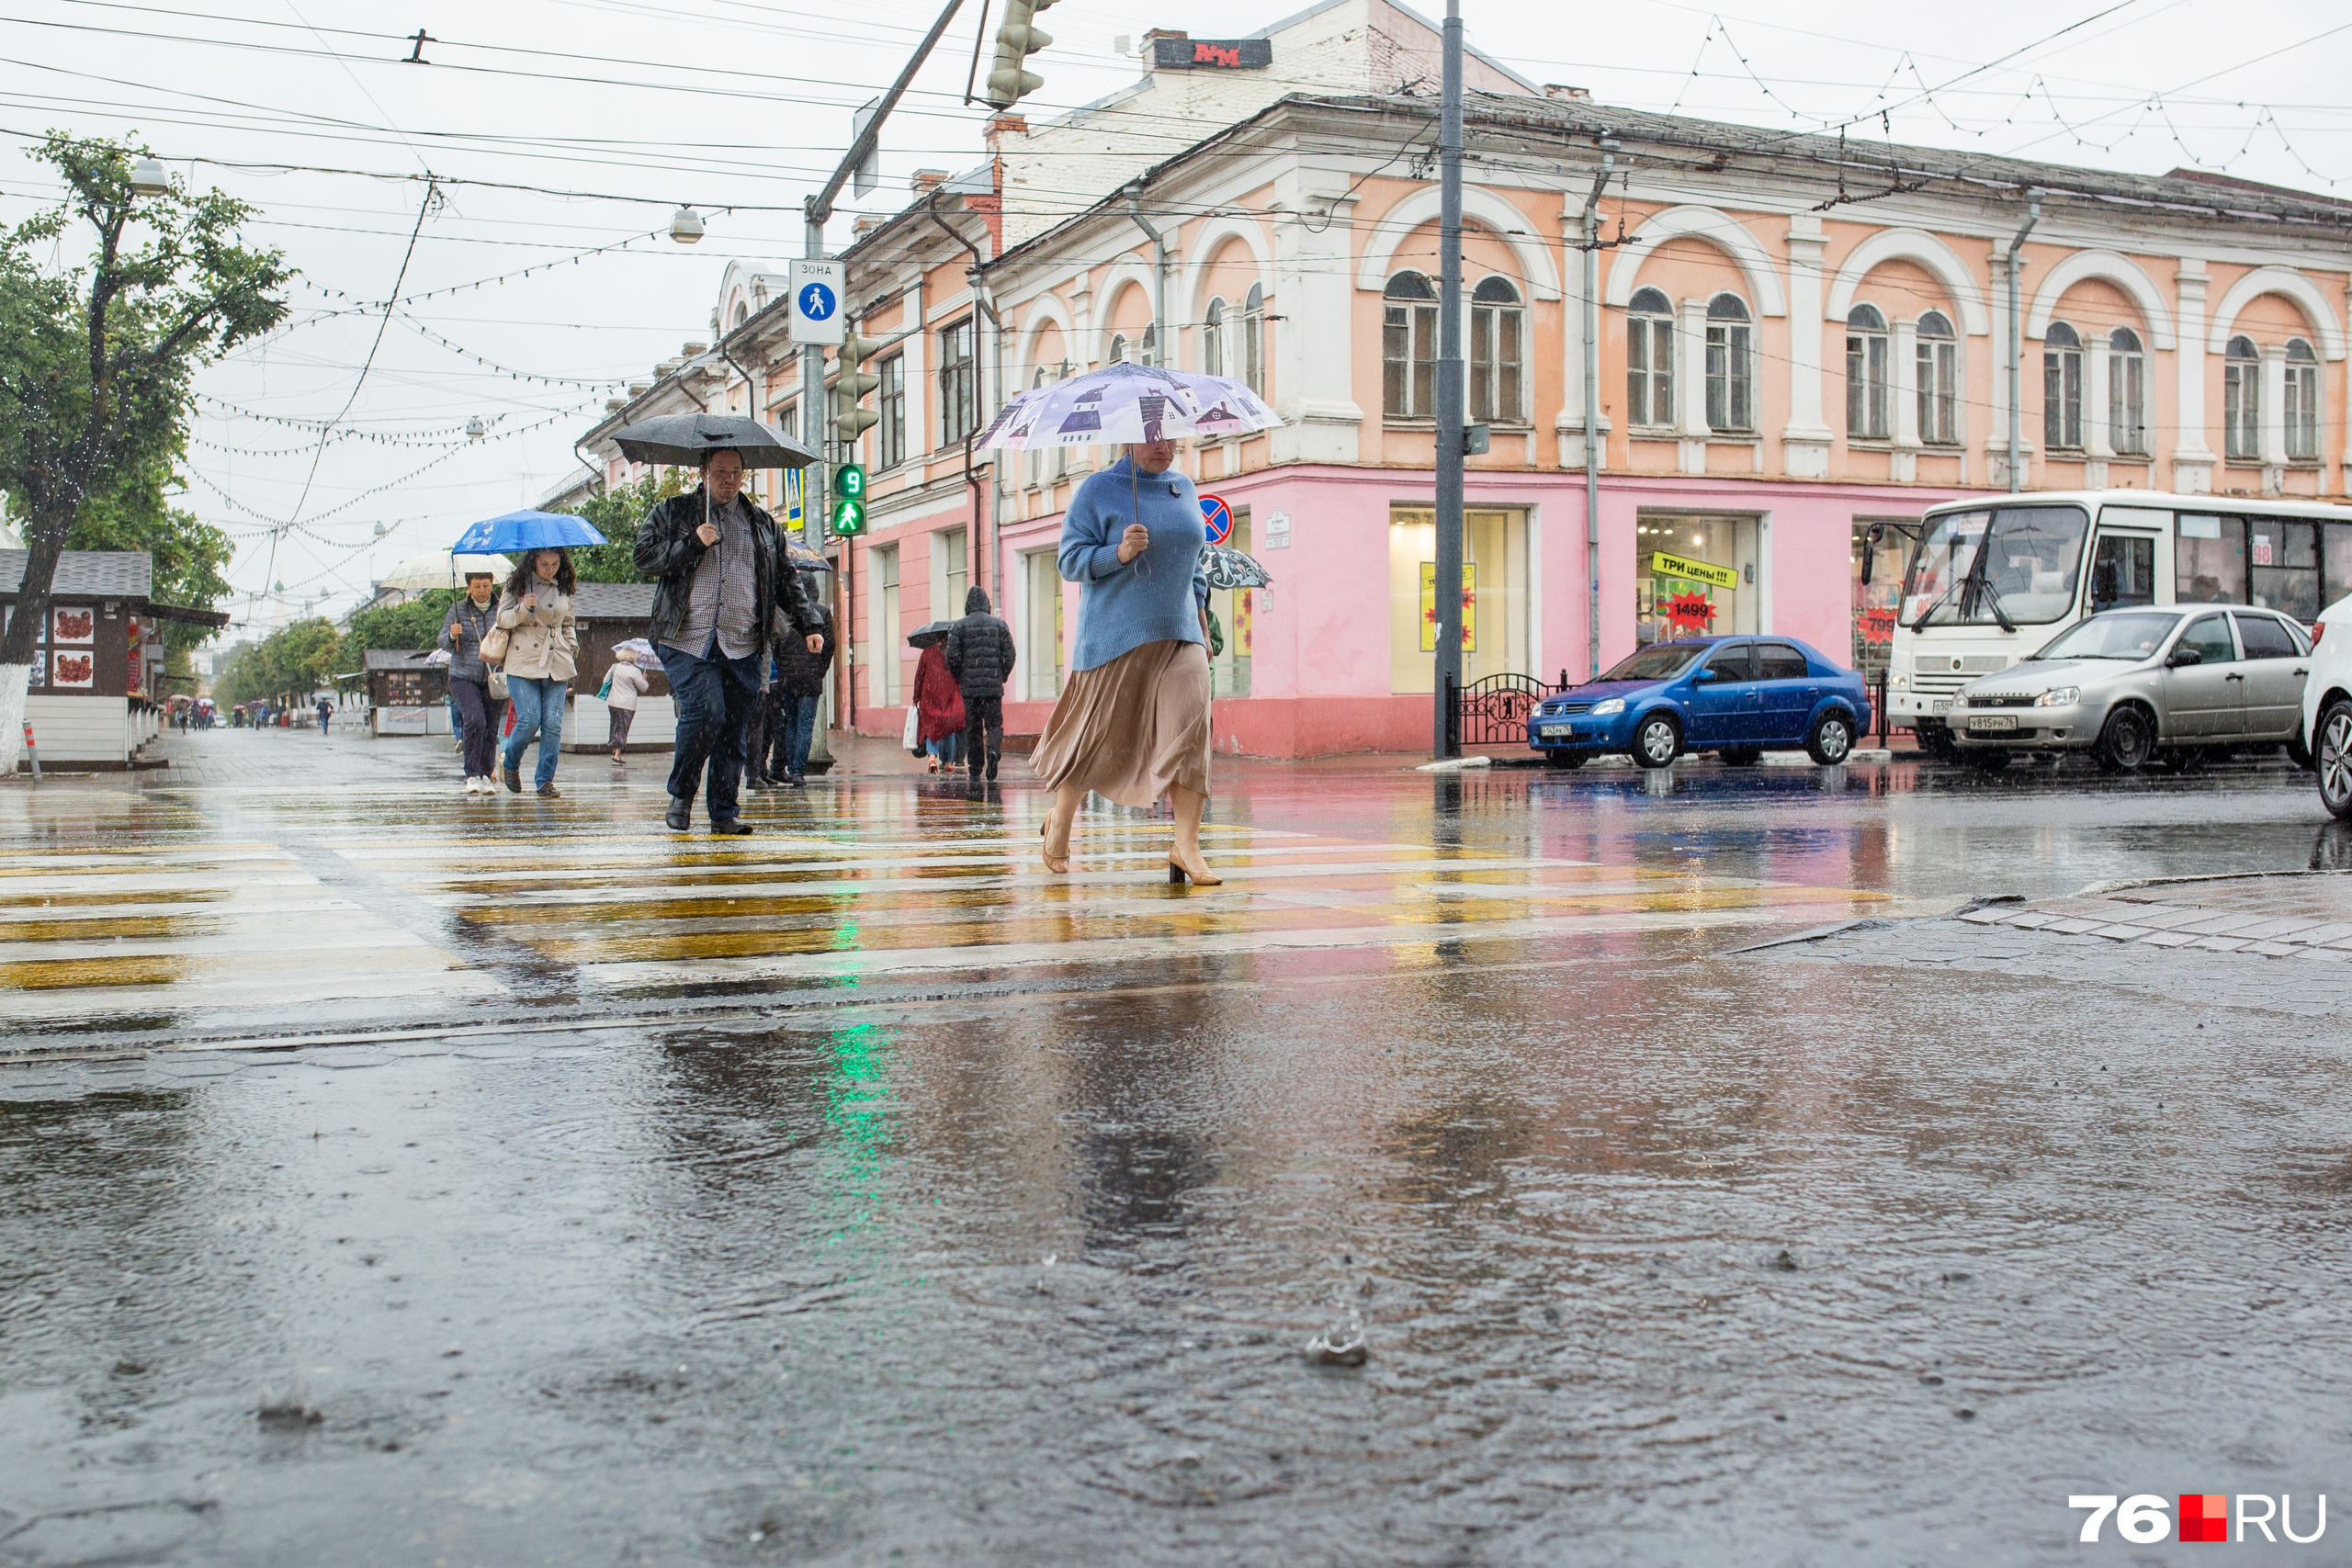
[1951,605,2312,773]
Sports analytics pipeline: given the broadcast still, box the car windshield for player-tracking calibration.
[2032,611,2181,661]
[1901,504,2090,627]
[1600,643,1706,682]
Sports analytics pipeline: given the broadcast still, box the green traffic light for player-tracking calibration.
[834,463,866,500]
[833,497,867,536]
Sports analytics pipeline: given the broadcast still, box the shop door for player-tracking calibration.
[1637,515,1757,644]
[1388,506,1529,693]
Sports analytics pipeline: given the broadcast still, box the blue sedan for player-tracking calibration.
[1527,636,1872,769]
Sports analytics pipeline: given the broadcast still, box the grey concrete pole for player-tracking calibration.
[1431,0,1465,757]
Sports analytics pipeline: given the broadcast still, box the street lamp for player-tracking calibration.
[669,206,705,244]
[130,156,168,197]
[465,415,486,441]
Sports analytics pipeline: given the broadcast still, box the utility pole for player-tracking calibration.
[1431,0,1465,758]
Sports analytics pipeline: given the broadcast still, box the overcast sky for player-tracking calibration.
[3,0,2346,631]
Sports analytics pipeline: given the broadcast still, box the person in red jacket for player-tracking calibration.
[912,641,967,773]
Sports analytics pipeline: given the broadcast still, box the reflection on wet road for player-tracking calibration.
[4,733,2349,1563]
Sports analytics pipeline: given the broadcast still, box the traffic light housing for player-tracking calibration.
[832,496,867,536]
[833,329,878,445]
[984,0,1056,109]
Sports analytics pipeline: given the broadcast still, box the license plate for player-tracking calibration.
[1931,699,1952,715]
[1539,725,1573,739]
[1967,714,2018,733]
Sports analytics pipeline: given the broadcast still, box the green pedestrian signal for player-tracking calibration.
[834,463,866,501]
[833,496,867,536]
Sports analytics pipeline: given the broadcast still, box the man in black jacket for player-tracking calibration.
[766,594,835,786]
[944,584,1016,782]
[632,448,824,834]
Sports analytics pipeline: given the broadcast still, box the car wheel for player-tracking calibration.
[1805,712,1855,766]
[2317,700,2352,819]
[1717,745,1763,767]
[1631,713,1681,769]
[1544,752,1589,771]
[2091,705,2156,774]
[1964,748,2012,773]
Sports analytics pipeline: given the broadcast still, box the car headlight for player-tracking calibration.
[1589,697,1625,716]
[2034,686,2079,706]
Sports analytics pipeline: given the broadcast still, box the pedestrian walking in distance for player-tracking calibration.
[497,548,578,797]
[944,585,1015,783]
[315,695,333,736]
[604,645,649,766]
[1031,436,1217,884]
[439,569,506,795]
[768,596,833,787]
[913,636,966,775]
[633,446,825,835]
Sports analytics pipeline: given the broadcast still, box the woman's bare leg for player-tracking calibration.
[1044,783,1084,869]
[1169,784,1209,876]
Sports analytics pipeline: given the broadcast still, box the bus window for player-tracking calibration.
[2087,534,2154,614]
[2249,519,2318,623]
[2177,513,2245,604]
[1902,504,2087,627]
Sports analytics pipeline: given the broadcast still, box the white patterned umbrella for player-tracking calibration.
[976,362,1282,449]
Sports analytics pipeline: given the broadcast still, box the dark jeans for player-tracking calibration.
[963,691,1003,773]
[777,692,820,777]
[448,677,504,780]
[664,638,762,821]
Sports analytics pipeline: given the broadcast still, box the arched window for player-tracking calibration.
[732,300,749,329]
[1627,286,1675,427]
[1140,321,1158,368]
[1243,283,1266,393]
[1203,298,1227,379]
[1027,366,1048,485]
[1383,271,1438,419]
[2109,327,2147,456]
[1109,333,1128,365]
[1470,276,1524,423]
[2225,335,2259,460]
[1704,293,1752,433]
[2043,321,2083,450]
[1846,304,1889,440]
[1913,310,1958,446]
[2287,338,2321,461]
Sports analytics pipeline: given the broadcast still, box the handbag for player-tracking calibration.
[900,704,922,754]
[595,671,613,702]
[478,625,510,665]
[487,670,509,701]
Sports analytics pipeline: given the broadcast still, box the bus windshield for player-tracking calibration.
[1901,505,2090,628]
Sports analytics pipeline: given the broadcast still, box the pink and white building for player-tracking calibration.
[572,0,2352,757]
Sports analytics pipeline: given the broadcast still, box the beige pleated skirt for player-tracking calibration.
[1031,639,1211,807]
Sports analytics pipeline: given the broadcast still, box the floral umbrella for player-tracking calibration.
[975,362,1282,450]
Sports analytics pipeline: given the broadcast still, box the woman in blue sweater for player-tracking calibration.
[1032,436,1218,884]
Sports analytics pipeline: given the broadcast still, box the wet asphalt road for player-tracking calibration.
[5,732,2352,1565]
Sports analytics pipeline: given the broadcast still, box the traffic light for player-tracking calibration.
[983,0,1056,109]
[834,329,878,446]
[832,496,867,536]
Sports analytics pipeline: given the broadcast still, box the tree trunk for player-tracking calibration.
[0,514,69,777]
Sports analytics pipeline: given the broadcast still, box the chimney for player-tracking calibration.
[1142,28,1188,43]
[985,113,1029,151]
[854,215,882,238]
[683,342,707,356]
[910,168,951,197]
[1544,84,1591,101]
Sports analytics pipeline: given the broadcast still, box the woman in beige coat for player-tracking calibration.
[496,548,579,795]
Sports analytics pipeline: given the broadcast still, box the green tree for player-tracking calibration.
[338,589,456,675]
[61,458,233,657]
[561,468,690,583]
[214,616,339,707]
[0,132,290,768]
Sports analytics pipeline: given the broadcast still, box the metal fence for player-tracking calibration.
[1445,671,1571,751]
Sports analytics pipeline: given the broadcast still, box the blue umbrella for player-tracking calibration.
[449,510,605,555]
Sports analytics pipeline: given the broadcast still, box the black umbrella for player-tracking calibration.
[907,620,955,649]
[613,412,818,470]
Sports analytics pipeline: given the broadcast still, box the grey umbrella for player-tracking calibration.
[907,621,956,649]
[1203,544,1273,590]
[613,412,818,470]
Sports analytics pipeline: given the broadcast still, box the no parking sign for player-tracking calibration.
[1199,492,1234,545]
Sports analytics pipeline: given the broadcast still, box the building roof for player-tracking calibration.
[0,550,153,600]
[363,649,441,672]
[572,581,655,619]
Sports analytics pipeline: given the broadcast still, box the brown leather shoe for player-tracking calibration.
[536,783,560,798]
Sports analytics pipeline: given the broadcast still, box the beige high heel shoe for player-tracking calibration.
[1167,852,1221,886]
[1040,820,1069,874]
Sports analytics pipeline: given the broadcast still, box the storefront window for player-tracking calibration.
[1388,506,1527,694]
[1851,519,1916,678]
[1023,547,1064,700]
[1635,515,1757,646]
[1208,513,1252,698]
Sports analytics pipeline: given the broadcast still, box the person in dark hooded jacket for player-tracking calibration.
[944,584,1016,781]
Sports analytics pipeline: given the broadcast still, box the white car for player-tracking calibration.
[2305,598,2352,817]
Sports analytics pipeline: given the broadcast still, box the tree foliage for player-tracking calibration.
[337,588,456,675]
[0,132,290,670]
[560,468,690,583]
[211,617,340,707]
[58,461,232,654]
